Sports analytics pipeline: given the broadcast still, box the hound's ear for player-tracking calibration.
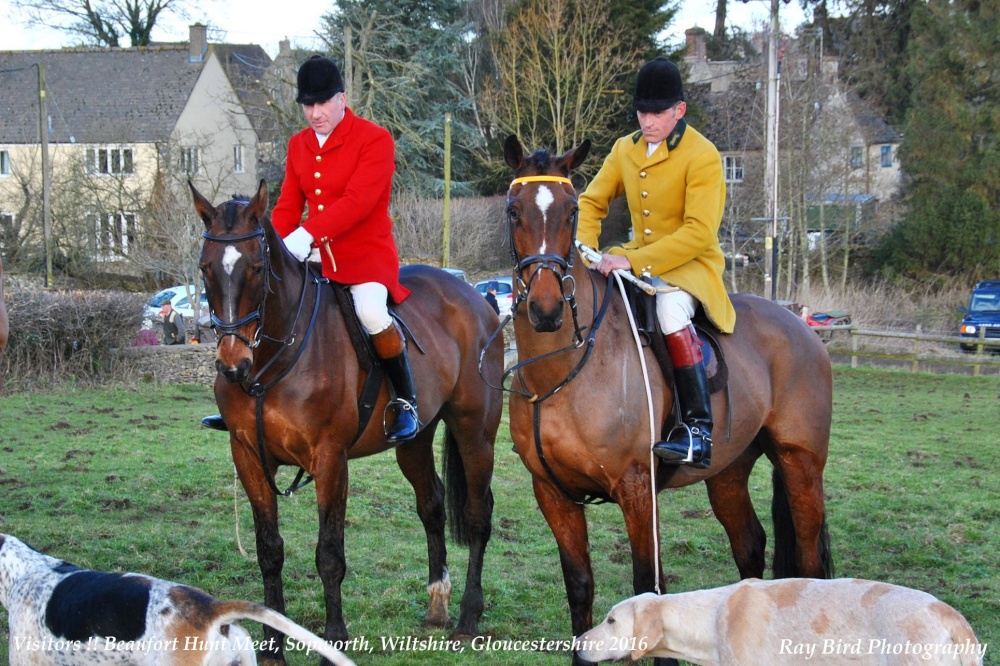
[189,181,216,227]
[503,135,524,171]
[630,595,663,661]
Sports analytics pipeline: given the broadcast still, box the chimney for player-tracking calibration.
[189,23,208,63]
[685,27,708,63]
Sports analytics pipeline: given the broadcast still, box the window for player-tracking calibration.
[233,145,245,174]
[723,155,744,183]
[850,146,864,169]
[880,145,893,168]
[85,147,134,175]
[0,149,10,176]
[181,147,201,175]
[88,211,137,259]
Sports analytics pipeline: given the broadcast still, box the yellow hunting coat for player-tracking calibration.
[577,121,736,333]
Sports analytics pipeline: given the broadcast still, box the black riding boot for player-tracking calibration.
[201,415,228,432]
[652,327,713,469]
[372,324,421,443]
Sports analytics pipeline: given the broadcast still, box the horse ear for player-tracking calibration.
[503,135,524,171]
[560,138,591,174]
[189,180,216,228]
[246,179,269,223]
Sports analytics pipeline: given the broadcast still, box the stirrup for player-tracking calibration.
[652,424,711,469]
[383,399,420,442]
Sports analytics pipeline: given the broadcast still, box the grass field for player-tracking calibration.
[0,366,997,665]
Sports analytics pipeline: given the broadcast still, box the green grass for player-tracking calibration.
[0,367,997,664]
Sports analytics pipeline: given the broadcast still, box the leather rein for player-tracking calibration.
[202,222,321,497]
[491,175,617,505]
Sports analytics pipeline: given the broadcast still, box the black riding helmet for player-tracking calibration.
[633,57,684,113]
[296,55,345,105]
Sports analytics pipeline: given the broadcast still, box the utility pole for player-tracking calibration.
[763,0,781,301]
[441,113,452,268]
[37,62,53,288]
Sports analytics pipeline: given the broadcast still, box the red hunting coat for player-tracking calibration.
[271,108,411,304]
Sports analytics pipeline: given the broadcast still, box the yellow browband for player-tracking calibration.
[509,175,574,188]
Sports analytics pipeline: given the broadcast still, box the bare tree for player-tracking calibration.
[11,0,196,47]
[483,0,641,160]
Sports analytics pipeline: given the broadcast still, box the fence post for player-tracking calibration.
[973,327,986,377]
[851,327,858,368]
[912,324,921,373]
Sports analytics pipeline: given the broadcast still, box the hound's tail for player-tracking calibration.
[212,601,357,666]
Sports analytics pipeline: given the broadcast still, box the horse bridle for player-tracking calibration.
[201,203,323,497]
[201,225,268,349]
[506,174,586,343]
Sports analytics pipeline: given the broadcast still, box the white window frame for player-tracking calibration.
[87,211,138,260]
[849,146,864,170]
[233,144,245,174]
[0,149,10,176]
[85,146,135,176]
[181,147,201,176]
[723,155,744,184]
[880,145,893,168]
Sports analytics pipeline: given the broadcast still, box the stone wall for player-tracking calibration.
[126,343,217,385]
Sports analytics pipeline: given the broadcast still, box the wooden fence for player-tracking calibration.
[818,324,1000,376]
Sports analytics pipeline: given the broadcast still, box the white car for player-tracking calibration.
[475,277,515,318]
[144,284,208,321]
[441,267,470,284]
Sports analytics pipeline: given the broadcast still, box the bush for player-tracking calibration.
[1,281,146,392]
[391,195,509,271]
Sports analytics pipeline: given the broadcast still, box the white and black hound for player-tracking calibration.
[0,534,356,665]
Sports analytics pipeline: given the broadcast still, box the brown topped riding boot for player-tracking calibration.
[652,325,713,469]
[371,322,421,443]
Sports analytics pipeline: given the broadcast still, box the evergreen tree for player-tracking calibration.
[873,0,999,281]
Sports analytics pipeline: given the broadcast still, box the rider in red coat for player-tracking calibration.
[203,56,420,443]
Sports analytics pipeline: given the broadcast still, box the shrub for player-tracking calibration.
[1,280,146,392]
[391,195,509,271]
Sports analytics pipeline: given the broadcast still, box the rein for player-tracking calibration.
[203,224,321,497]
[500,173,620,504]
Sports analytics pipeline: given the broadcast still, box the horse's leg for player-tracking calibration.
[446,424,495,639]
[615,463,679,666]
[771,448,829,578]
[532,477,596,666]
[703,446,767,579]
[232,443,287,664]
[313,451,351,654]
[394,434,452,629]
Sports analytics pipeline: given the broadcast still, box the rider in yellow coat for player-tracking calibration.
[577,57,736,469]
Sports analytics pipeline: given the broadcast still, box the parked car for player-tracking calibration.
[475,277,515,318]
[144,284,208,321]
[958,280,1000,352]
[441,267,470,284]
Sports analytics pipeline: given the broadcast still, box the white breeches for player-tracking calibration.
[350,282,393,334]
[653,277,697,335]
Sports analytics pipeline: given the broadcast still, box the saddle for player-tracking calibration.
[622,280,728,395]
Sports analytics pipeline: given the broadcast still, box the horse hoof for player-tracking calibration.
[423,612,453,629]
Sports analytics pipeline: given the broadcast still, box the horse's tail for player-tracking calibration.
[443,426,471,546]
[771,468,835,578]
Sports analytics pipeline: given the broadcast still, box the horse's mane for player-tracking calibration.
[221,194,252,231]
[523,148,555,173]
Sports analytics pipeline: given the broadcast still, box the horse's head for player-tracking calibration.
[503,135,591,332]
[190,179,270,384]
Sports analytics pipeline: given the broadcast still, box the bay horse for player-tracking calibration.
[190,181,503,664]
[501,136,833,666]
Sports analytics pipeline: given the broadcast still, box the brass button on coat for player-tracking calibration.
[314,172,321,178]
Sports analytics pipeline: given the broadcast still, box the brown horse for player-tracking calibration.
[0,257,7,392]
[501,136,833,666]
[190,181,503,664]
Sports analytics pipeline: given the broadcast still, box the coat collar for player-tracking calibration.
[307,107,357,153]
[629,118,688,167]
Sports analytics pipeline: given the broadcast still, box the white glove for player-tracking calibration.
[283,227,314,262]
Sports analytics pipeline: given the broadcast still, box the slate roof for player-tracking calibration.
[0,42,272,145]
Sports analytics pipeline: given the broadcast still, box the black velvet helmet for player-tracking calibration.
[633,57,684,112]
[296,55,345,105]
